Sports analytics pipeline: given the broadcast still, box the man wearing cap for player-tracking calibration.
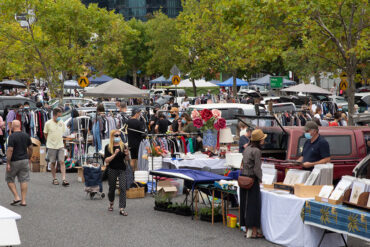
[297,121,331,169]
[127,108,145,171]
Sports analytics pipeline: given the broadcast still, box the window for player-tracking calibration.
[297,135,352,156]
[218,108,244,120]
[364,133,370,154]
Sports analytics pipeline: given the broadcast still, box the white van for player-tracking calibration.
[189,103,265,135]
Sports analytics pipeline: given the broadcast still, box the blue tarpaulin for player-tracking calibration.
[249,75,296,86]
[149,169,231,186]
[88,74,113,84]
[217,77,249,87]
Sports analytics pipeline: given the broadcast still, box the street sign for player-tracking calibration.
[339,80,348,91]
[170,65,180,76]
[78,76,89,88]
[340,72,347,79]
[270,76,283,89]
[172,75,181,86]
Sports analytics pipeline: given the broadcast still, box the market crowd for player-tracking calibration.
[0,85,349,239]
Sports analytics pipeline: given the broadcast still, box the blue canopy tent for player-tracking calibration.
[249,75,296,87]
[149,75,172,84]
[88,74,113,85]
[217,77,249,87]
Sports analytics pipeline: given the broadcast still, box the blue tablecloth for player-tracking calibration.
[303,200,370,241]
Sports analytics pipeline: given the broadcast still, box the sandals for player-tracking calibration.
[251,233,264,239]
[108,202,114,212]
[52,179,59,185]
[62,180,70,187]
[10,200,21,206]
[119,209,128,216]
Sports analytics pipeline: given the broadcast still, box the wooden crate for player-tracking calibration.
[294,184,323,198]
[315,196,343,205]
[31,162,40,172]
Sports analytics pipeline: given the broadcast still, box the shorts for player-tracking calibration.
[6,159,30,183]
[46,148,65,163]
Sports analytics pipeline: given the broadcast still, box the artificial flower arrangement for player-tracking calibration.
[191,109,227,131]
[143,145,168,159]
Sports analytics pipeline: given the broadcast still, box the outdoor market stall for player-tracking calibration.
[162,153,226,170]
[260,189,345,247]
[303,200,369,243]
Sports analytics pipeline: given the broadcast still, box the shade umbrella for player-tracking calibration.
[217,77,248,87]
[88,74,113,85]
[64,80,79,89]
[249,75,297,86]
[169,78,219,88]
[84,78,149,98]
[281,83,332,95]
[0,80,26,88]
[149,75,173,84]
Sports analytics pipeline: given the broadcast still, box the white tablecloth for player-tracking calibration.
[261,190,346,247]
[163,155,226,170]
[0,206,21,220]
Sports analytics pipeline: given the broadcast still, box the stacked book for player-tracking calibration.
[283,169,310,185]
[261,163,277,185]
[304,163,334,185]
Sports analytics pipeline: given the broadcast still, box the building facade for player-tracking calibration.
[82,0,182,21]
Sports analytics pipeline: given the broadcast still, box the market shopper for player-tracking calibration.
[118,102,129,127]
[297,121,330,169]
[329,112,342,126]
[240,129,265,239]
[169,107,181,133]
[104,130,130,216]
[44,108,69,186]
[127,108,145,171]
[179,113,198,134]
[6,120,33,206]
[0,114,5,157]
[239,123,252,153]
[155,113,171,134]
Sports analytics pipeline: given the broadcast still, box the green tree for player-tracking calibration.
[0,0,126,98]
[118,18,150,87]
[146,12,183,78]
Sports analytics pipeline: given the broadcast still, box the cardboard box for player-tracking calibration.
[30,138,41,163]
[157,180,178,197]
[77,167,85,183]
[40,147,47,167]
[294,184,323,198]
[40,165,47,173]
[31,162,40,172]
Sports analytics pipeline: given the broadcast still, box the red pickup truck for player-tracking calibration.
[260,126,370,183]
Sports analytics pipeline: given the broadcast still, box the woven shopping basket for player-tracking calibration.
[127,182,145,199]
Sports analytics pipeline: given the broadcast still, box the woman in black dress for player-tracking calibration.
[104,130,130,216]
[240,129,266,238]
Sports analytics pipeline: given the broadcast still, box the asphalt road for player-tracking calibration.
[0,167,368,247]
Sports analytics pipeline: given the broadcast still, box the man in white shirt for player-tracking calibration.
[44,108,69,186]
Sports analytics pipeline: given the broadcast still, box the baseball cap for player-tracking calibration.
[131,107,142,116]
[304,121,319,132]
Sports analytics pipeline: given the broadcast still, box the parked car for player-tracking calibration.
[328,95,348,110]
[259,125,370,183]
[0,96,36,116]
[239,85,269,96]
[189,103,266,135]
[352,154,370,179]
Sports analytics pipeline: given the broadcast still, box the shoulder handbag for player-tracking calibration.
[238,175,254,190]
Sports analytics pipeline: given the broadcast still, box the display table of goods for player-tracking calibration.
[162,153,226,170]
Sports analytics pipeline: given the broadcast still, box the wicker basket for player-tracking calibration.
[127,183,145,199]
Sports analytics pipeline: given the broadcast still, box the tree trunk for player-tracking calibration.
[133,67,137,87]
[347,70,356,126]
[191,78,197,97]
[314,72,321,88]
[232,72,237,97]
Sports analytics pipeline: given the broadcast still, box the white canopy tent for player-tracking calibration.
[169,78,219,88]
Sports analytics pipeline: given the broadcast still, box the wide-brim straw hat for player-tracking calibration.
[250,129,267,142]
